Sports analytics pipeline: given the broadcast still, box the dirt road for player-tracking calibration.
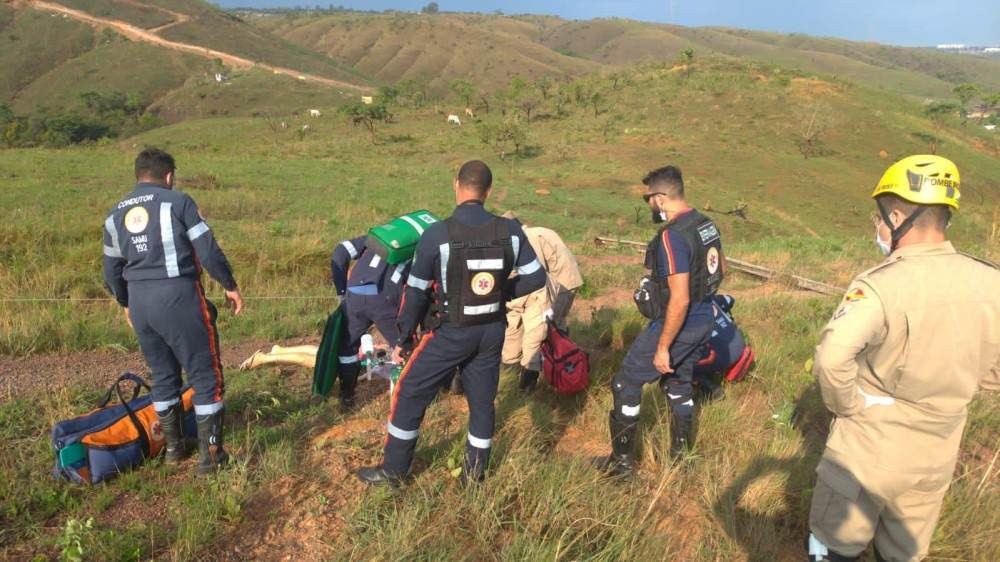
[26,0,371,92]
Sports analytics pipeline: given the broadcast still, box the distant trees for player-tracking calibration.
[377,85,400,106]
[398,80,428,109]
[952,83,978,123]
[0,90,156,147]
[981,92,1000,123]
[340,100,391,144]
[794,102,836,159]
[534,76,552,100]
[421,2,439,14]
[477,115,527,158]
[449,78,475,108]
[450,71,627,160]
[923,102,959,154]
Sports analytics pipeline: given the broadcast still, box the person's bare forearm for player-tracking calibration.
[657,297,689,352]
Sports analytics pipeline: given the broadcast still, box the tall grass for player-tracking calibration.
[1,58,997,560]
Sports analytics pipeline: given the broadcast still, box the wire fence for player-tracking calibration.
[0,295,338,303]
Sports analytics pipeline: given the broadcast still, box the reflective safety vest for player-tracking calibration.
[438,217,516,326]
[644,209,724,306]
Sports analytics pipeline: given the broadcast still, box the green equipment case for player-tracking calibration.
[312,304,346,397]
[366,210,441,264]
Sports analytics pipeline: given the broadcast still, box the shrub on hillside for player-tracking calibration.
[0,91,159,148]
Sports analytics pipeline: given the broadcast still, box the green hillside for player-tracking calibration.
[0,6,97,102]
[58,0,176,29]
[1,32,998,562]
[0,0,371,131]
[256,11,1000,100]
[251,12,600,94]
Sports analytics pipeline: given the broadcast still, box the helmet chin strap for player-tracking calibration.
[876,200,927,251]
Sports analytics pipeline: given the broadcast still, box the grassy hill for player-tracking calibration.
[256,11,1000,99]
[251,11,601,95]
[0,13,998,562]
[0,0,371,128]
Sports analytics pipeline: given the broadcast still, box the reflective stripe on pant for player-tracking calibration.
[129,278,224,407]
[809,456,951,562]
[611,311,713,422]
[338,293,401,389]
[383,322,505,477]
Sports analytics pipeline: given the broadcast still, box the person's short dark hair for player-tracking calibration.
[457,160,492,196]
[135,148,175,181]
[876,194,950,231]
[642,165,684,199]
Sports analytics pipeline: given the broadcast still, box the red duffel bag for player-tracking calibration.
[540,323,590,395]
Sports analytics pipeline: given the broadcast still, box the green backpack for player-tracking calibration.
[366,210,441,264]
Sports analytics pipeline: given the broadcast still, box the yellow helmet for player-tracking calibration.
[872,155,960,210]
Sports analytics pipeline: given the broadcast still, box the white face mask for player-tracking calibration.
[874,225,892,256]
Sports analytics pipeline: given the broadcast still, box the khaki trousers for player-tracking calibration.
[809,456,951,562]
[503,287,575,371]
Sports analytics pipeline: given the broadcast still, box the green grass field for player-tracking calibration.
[1,57,997,560]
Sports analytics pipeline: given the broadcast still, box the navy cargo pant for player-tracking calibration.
[383,321,505,477]
[611,307,714,425]
[338,292,401,390]
[128,278,225,416]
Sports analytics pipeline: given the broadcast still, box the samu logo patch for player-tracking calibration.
[697,222,720,245]
[124,206,149,234]
[471,272,496,296]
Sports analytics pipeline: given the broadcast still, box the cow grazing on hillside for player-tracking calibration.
[447,114,462,126]
[309,109,322,118]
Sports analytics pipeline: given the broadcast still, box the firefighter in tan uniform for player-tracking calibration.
[501,213,583,391]
[807,155,1000,562]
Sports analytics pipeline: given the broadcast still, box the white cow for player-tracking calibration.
[361,96,374,105]
[447,114,462,126]
[301,124,311,132]
[309,109,322,118]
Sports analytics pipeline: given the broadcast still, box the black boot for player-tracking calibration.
[357,466,404,488]
[462,442,490,485]
[700,379,726,402]
[593,411,637,478]
[518,369,539,392]
[195,408,229,476]
[340,364,359,412]
[157,403,189,464]
[669,410,697,459]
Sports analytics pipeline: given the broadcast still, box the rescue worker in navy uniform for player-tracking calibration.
[595,165,726,477]
[330,233,411,409]
[357,160,547,487]
[102,148,243,475]
[692,294,751,401]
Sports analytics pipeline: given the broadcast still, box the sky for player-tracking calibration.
[218,0,1000,47]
